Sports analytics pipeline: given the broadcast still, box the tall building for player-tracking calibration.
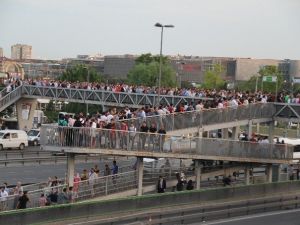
[11,44,32,60]
[0,47,3,57]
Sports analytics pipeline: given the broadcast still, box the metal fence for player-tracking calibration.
[113,103,275,133]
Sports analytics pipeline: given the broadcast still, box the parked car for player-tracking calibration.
[27,129,40,146]
[0,130,28,150]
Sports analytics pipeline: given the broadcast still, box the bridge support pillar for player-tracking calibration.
[137,157,144,196]
[247,120,253,139]
[245,166,251,185]
[232,126,239,140]
[256,123,260,134]
[222,128,228,139]
[195,160,201,190]
[67,153,75,187]
[266,164,273,183]
[16,98,37,130]
[268,122,275,144]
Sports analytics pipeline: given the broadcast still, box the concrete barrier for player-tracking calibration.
[1,181,300,225]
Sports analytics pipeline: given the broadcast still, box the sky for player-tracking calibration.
[0,0,299,60]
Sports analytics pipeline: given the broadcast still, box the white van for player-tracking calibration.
[0,130,28,150]
[27,129,40,146]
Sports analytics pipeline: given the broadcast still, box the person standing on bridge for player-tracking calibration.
[157,126,166,152]
[149,122,157,151]
[128,123,136,150]
[139,122,149,150]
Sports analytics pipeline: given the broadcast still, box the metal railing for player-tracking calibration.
[40,126,293,162]
[21,85,213,108]
[114,103,275,133]
[0,85,23,112]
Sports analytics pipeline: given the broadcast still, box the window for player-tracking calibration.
[11,133,18,138]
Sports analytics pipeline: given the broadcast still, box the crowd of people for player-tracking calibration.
[3,77,300,105]
[0,160,120,210]
[0,181,29,211]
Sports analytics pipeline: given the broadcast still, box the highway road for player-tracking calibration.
[0,146,135,185]
[201,208,300,225]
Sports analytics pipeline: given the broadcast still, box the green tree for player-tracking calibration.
[258,65,283,93]
[240,65,283,93]
[59,64,102,82]
[202,64,225,89]
[127,54,176,87]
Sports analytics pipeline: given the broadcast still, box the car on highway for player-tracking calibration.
[0,130,28,150]
[27,129,40,146]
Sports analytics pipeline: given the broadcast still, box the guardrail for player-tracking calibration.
[40,126,293,163]
[0,85,22,112]
[2,180,300,225]
[0,150,51,160]
[0,155,103,167]
[114,103,275,133]
[21,84,213,108]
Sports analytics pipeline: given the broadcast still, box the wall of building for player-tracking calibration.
[235,58,280,81]
[103,55,136,79]
[290,60,300,78]
[11,44,32,60]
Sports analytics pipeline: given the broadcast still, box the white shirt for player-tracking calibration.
[0,190,8,201]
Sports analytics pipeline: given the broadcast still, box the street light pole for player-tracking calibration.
[155,23,174,106]
[84,67,90,116]
[87,69,90,115]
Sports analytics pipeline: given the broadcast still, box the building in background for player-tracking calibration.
[0,47,3,58]
[104,55,136,80]
[11,44,32,60]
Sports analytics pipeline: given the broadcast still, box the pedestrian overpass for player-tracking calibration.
[1,84,300,132]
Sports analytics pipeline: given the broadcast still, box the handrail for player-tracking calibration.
[40,125,293,162]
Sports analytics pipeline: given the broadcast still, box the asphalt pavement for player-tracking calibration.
[200,208,300,225]
[0,146,135,185]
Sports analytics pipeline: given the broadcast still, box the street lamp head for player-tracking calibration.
[155,22,163,27]
[155,23,174,28]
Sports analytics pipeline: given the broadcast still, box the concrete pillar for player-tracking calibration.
[195,160,201,190]
[268,122,275,144]
[222,128,228,139]
[16,98,38,130]
[256,123,260,134]
[232,126,239,140]
[197,128,203,153]
[247,120,253,138]
[266,164,273,183]
[137,157,144,196]
[67,153,75,187]
[245,165,250,185]
[272,164,281,182]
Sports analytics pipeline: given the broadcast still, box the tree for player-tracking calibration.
[202,64,225,89]
[240,65,283,93]
[258,65,283,93]
[127,54,176,87]
[59,64,102,82]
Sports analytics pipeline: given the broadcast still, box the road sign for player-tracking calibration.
[263,76,277,82]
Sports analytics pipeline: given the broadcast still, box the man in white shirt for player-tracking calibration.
[195,101,204,111]
[0,187,8,211]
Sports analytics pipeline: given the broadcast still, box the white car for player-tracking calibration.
[0,130,28,150]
